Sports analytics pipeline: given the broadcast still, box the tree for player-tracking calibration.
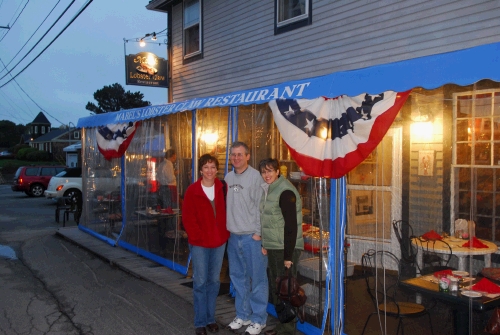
[0,120,26,148]
[85,83,151,115]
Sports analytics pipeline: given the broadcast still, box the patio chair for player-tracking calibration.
[392,220,419,278]
[415,237,455,275]
[361,249,434,335]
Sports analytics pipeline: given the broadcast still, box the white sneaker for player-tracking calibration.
[245,322,266,335]
[227,317,251,330]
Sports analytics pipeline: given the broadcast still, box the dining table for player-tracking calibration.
[400,275,500,335]
[411,236,498,273]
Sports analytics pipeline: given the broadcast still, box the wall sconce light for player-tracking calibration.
[201,131,218,145]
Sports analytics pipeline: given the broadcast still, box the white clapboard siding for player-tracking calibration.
[165,0,500,102]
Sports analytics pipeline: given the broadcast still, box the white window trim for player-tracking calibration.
[276,0,310,28]
[183,0,202,59]
[451,88,500,242]
[74,131,80,139]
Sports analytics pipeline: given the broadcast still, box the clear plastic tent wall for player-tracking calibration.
[345,80,500,334]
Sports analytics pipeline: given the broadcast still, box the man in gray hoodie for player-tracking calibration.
[225,142,268,335]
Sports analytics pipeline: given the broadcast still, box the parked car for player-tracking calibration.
[0,151,14,159]
[44,167,82,203]
[11,165,66,197]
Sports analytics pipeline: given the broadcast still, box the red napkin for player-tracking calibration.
[434,269,453,278]
[462,236,488,248]
[472,278,500,294]
[421,230,442,240]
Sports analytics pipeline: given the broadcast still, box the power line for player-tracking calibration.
[0,0,76,81]
[0,0,62,76]
[0,0,30,43]
[0,0,94,89]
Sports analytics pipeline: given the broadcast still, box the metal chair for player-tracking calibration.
[415,237,455,275]
[392,220,419,278]
[361,249,434,335]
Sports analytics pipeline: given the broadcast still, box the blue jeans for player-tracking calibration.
[227,233,269,324]
[189,243,226,327]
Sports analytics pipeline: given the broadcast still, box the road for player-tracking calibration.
[0,185,235,335]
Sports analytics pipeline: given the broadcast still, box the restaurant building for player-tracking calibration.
[75,1,500,334]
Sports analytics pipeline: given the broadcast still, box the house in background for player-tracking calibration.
[19,111,80,165]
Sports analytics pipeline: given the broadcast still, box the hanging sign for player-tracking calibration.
[125,52,168,88]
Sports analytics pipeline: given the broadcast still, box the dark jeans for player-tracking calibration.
[267,249,301,335]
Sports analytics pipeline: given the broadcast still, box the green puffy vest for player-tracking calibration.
[260,176,304,250]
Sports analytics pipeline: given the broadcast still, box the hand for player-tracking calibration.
[262,247,267,256]
[284,260,292,268]
[252,234,261,241]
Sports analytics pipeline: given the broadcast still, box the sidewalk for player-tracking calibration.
[56,226,300,334]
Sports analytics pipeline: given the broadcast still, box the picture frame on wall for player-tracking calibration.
[418,150,435,176]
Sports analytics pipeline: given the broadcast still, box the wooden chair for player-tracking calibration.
[361,249,434,335]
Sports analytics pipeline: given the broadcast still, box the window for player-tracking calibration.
[453,90,500,242]
[41,126,45,134]
[74,131,80,139]
[183,0,202,59]
[35,126,38,134]
[275,0,311,35]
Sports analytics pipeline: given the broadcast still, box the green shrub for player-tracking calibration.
[11,144,29,154]
[16,147,38,160]
[26,150,50,161]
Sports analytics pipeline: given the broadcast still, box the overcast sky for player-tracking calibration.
[0,0,168,127]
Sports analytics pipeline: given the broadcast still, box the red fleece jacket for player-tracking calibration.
[182,178,229,248]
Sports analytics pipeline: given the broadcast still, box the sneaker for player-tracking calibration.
[227,317,251,330]
[245,322,266,335]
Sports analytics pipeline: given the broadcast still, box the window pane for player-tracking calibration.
[456,143,471,165]
[456,119,469,141]
[476,216,493,240]
[477,169,493,192]
[184,0,199,28]
[185,24,200,55]
[474,143,491,165]
[475,93,492,117]
[278,0,306,22]
[494,117,500,140]
[457,95,472,118]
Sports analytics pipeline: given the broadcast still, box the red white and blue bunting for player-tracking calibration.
[269,90,411,178]
[96,121,140,160]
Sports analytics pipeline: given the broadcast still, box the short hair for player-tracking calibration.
[230,141,249,155]
[258,158,279,173]
[199,154,219,172]
[165,149,176,159]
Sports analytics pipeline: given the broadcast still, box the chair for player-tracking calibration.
[393,220,419,278]
[55,197,71,223]
[415,237,455,275]
[361,249,434,335]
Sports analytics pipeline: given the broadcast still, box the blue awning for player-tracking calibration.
[78,41,500,128]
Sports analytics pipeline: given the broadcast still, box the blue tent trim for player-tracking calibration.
[78,41,500,128]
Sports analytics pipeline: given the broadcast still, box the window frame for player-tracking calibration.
[274,0,312,35]
[452,89,500,243]
[74,131,80,139]
[183,0,202,62]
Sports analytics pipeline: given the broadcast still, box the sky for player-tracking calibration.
[0,0,168,128]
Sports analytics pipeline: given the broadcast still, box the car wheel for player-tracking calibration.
[64,189,82,205]
[30,184,45,197]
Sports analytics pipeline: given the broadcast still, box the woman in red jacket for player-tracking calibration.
[182,154,229,335]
